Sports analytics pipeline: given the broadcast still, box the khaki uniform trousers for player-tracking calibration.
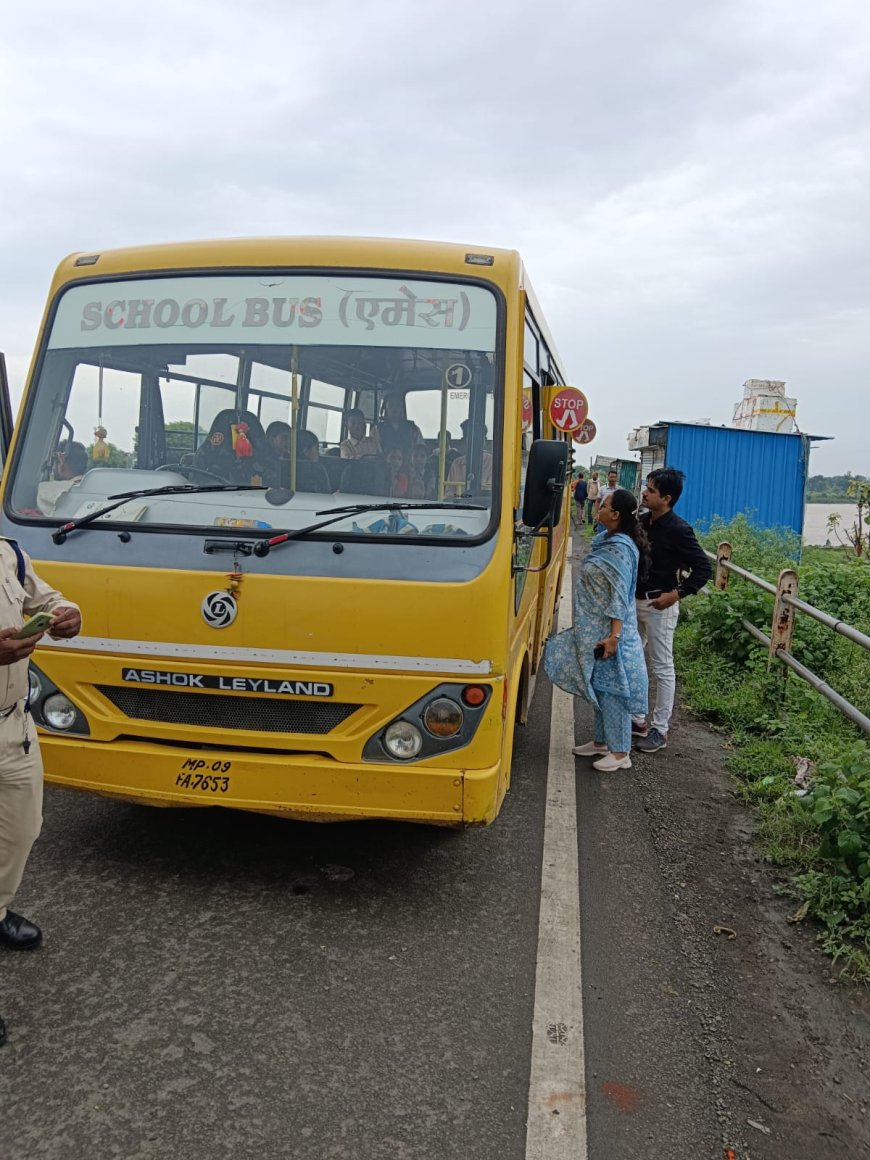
[0,704,42,921]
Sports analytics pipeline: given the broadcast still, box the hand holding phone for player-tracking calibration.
[593,643,605,659]
[12,612,54,640]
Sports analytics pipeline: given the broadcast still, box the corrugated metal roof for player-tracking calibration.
[660,423,811,535]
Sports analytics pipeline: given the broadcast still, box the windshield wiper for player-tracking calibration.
[51,484,267,544]
[253,501,486,556]
[317,501,486,517]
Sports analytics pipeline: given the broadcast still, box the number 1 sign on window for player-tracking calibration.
[444,363,472,390]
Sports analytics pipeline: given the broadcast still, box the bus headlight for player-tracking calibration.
[364,683,493,763]
[42,694,79,732]
[423,697,463,738]
[384,721,423,760]
[26,663,90,735]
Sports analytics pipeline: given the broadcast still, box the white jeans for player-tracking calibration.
[634,598,680,735]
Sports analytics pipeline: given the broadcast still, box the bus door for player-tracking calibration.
[528,374,571,664]
[0,353,13,466]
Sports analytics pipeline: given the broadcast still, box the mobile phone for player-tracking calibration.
[12,612,54,640]
[593,644,605,659]
[645,589,663,600]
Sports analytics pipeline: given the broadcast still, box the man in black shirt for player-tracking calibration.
[573,472,588,527]
[633,467,711,753]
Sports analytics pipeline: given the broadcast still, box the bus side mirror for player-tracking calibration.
[522,439,569,529]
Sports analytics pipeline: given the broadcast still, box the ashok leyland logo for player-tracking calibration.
[201,591,237,628]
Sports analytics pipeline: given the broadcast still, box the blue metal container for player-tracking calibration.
[652,423,814,536]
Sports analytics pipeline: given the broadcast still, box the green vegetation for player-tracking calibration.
[165,420,205,464]
[87,421,205,471]
[676,515,870,979]
[807,472,868,504]
[825,478,870,558]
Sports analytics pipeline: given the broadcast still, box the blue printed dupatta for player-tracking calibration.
[543,532,648,714]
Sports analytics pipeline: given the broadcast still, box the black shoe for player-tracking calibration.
[0,911,42,949]
[635,727,668,753]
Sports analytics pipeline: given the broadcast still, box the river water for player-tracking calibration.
[804,503,860,546]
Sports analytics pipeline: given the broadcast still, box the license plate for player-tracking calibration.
[175,758,233,794]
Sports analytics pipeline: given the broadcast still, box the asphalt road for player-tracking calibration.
[1,694,552,1160]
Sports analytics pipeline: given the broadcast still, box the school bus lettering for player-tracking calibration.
[80,295,324,334]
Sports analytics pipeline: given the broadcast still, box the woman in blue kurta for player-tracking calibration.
[544,489,649,771]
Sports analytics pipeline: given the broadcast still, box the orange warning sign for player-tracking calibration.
[548,387,589,433]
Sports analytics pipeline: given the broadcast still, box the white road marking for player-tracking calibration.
[525,551,588,1159]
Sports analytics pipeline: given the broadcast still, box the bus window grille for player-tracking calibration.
[95,686,359,735]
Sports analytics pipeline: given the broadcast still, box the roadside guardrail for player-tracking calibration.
[705,543,870,736]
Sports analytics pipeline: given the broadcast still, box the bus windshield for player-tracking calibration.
[9,273,499,541]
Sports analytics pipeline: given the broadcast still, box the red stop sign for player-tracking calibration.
[521,392,533,430]
[549,388,589,432]
[572,418,597,444]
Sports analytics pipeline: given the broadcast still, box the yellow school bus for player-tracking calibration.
[3,238,572,824]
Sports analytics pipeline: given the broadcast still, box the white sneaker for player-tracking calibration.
[572,741,608,757]
[592,753,632,772]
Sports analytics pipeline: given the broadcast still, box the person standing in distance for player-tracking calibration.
[585,472,600,525]
[573,472,588,528]
[633,467,711,753]
[595,468,619,530]
[0,538,81,1044]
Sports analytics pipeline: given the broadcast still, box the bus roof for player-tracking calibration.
[55,236,521,281]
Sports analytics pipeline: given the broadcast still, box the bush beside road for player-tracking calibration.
[676,516,870,980]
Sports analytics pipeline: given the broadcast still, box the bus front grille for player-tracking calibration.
[96,686,361,735]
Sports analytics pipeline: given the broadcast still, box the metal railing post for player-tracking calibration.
[769,568,799,674]
[698,541,869,734]
[715,542,732,590]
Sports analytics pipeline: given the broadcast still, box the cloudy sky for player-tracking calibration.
[2,0,868,475]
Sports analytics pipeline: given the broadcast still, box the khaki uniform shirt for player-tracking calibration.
[0,540,80,711]
[339,433,381,459]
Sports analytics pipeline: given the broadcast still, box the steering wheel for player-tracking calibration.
[155,463,232,485]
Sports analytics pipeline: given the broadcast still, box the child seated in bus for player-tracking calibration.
[386,448,410,498]
[407,444,430,500]
[293,429,332,493]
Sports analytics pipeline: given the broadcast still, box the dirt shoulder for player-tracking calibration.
[568,532,869,1158]
[634,703,869,1157]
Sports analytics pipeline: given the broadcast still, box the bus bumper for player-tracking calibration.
[40,736,505,826]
